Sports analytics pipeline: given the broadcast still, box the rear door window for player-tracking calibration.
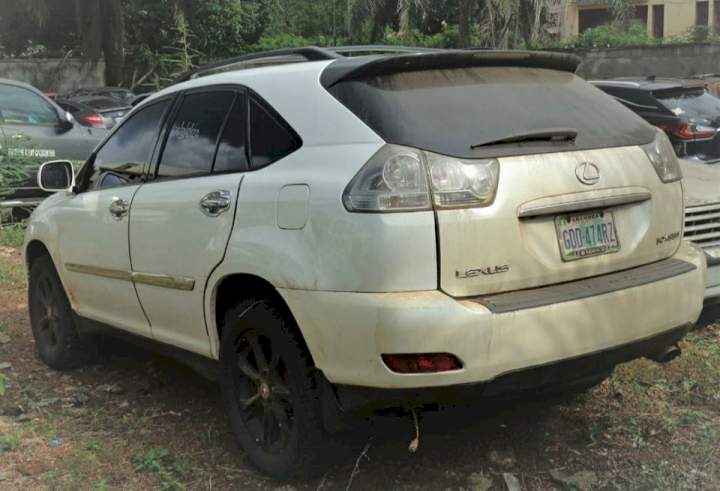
[213,94,249,173]
[249,97,301,169]
[157,91,235,178]
[329,67,656,158]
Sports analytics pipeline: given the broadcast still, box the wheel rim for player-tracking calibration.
[231,329,293,453]
[33,274,61,349]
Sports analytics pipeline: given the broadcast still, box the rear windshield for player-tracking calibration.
[656,89,720,119]
[328,67,655,158]
[84,98,123,110]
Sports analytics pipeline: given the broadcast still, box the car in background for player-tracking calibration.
[59,86,135,106]
[56,96,131,130]
[591,78,720,162]
[0,79,103,215]
[680,158,720,304]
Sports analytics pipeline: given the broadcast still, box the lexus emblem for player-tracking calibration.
[576,162,600,185]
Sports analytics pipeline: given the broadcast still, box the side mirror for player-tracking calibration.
[58,111,74,132]
[38,160,75,192]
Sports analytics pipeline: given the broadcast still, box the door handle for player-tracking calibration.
[11,133,30,141]
[199,190,232,217]
[109,197,129,220]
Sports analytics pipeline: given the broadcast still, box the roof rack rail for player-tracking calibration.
[172,46,342,84]
[330,45,447,55]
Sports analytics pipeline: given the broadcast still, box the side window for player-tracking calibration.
[157,91,235,178]
[0,84,59,126]
[213,94,248,173]
[249,97,301,169]
[91,99,169,189]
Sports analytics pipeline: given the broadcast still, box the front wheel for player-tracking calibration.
[219,298,328,479]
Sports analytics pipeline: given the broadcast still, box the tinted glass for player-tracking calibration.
[656,89,720,119]
[330,67,656,159]
[93,100,169,184]
[158,91,234,178]
[214,95,248,173]
[82,97,123,110]
[0,84,59,126]
[249,98,301,168]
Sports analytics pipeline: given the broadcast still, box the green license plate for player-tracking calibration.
[555,210,620,261]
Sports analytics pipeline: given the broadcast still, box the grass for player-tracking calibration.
[0,257,24,289]
[0,223,25,248]
[0,432,21,452]
[133,447,188,491]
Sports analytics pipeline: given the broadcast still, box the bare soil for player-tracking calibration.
[1,244,719,490]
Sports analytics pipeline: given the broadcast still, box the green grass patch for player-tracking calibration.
[134,447,188,491]
[0,432,20,452]
[0,257,24,289]
[0,223,25,248]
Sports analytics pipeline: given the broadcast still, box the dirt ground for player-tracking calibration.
[1,241,720,490]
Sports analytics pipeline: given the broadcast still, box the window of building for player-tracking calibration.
[578,8,612,33]
[697,1,709,25]
[653,5,665,38]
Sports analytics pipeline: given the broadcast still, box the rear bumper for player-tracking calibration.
[334,324,689,410]
[280,241,706,391]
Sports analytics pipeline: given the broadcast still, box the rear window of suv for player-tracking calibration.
[655,88,720,119]
[328,66,655,158]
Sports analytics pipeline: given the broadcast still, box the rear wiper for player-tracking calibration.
[470,128,578,149]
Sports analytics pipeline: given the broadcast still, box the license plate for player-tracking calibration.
[555,210,620,261]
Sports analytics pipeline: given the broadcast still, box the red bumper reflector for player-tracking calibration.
[381,353,463,373]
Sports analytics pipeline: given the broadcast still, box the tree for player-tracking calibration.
[458,0,473,47]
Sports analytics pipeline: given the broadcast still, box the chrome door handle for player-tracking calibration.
[199,190,232,217]
[11,133,29,141]
[109,197,129,220]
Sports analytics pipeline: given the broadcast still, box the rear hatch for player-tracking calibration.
[654,87,720,160]
[327,53,684,297]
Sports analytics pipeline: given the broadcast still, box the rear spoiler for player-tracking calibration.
[320,49,582,88]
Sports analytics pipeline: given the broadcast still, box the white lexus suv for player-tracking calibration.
[24,47,706,478]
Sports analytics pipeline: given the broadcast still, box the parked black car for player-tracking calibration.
[591,77,720,161]
[0,79,104,214]
[58,86,135,105]
[56,96,131,130]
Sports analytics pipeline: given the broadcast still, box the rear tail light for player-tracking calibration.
[642,129,683,183]
[343,144,499,212]
[82,113,106,128]
[382,353,463,373]
[658,121,716,140]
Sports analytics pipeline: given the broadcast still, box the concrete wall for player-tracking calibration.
[0,58,105,92]
[561,43,720,79]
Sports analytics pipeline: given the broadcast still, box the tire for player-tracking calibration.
[28,255,89,369]
[219,298,328,480]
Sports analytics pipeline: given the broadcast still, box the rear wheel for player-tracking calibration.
[28,255,89,369]
[219,298,327,479]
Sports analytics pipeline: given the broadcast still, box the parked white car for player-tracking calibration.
[680,158,720,303]
[23,48,706,478]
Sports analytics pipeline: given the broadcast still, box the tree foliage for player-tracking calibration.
[0,0,694,91]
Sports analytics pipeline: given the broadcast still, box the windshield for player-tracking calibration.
[656,89,720,120]
[328,66,655,158]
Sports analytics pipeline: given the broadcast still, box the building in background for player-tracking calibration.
[560,0,720,39]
